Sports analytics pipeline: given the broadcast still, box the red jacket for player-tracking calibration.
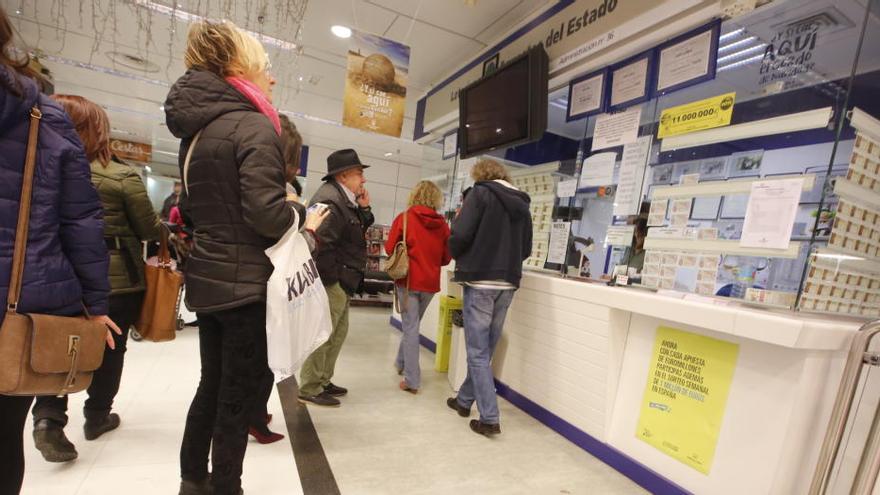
[385,206,452,293]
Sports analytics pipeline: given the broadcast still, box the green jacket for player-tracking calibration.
[90,159,162,294]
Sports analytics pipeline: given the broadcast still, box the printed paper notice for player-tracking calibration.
[557,179,578,198]
[593,107,642,151]
[605,225,636,246]
[657,30,714,92]
[579,152,617,188]
[740,178,803,250]
[636,326,739,474]
[547,222,571,265]
[569,72,605,118]
[614,136,653,217]
[611,57,649,107]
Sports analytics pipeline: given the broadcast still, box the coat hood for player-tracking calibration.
[0,66,39,131]
[410,205,447,230]
[476,180,531,220]
[164,69,256,139]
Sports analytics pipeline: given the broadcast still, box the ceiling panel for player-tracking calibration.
[366,0,547,39]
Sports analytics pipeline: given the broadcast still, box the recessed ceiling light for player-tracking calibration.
[384,152,393,157]
[331,25,352,38]
[145,166,153,173]
[159,105,165,111]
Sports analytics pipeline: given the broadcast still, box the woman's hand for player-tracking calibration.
[305,207,331,231]
[90,315,122,350]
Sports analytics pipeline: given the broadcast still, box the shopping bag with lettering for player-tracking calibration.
[265,217,332,381]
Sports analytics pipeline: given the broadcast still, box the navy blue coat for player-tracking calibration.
[0,67,110,325]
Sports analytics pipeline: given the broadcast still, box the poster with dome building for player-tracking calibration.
[342,30,410,138]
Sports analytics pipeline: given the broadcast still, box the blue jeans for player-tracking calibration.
[456,286,515,424]
[395,287,434,389]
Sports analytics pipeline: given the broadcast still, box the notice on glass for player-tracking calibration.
[605,225,636,246]
[740,178,803,250]
[569,72,605,119]
[593,107,642,151]
[636,326,739,474]
[547,221,571,265]
[658,93,735,139]
[578,152,617,188]
[611,57,649,107]
[657,30,714,92]
[614,136,653,217]
[557,179,578,198]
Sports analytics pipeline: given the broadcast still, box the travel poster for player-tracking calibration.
[342,30,410,137]
[636,326,739,474]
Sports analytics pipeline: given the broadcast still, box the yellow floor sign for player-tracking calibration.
[636,326,739,474]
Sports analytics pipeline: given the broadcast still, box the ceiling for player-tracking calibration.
[2,0,552,176]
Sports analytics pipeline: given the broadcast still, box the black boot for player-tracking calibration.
[179,476,213,495]
[83,412,121,440]
[33,419,78,462]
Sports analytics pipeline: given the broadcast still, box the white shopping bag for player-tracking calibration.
[265,218,332,382]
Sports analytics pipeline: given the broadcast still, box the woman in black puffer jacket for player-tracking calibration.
[164,20,302,495]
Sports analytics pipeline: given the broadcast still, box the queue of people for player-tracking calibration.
[0,6,533,494]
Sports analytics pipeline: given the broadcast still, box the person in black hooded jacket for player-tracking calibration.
[163,20,302,495]
[446,159,532,437]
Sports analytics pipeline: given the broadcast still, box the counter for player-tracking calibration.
[391,267,867,494]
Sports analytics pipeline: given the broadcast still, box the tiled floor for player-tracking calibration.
[19,306,647,495]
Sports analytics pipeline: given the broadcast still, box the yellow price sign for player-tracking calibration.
[657,92,736,139]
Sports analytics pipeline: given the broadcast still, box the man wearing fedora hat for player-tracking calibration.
[298,149,374,407]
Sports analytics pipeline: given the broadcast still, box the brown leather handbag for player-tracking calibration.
[135,229,183,342]
[0,106,109,397]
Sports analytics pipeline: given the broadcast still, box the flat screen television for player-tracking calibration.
[458,44,549,159]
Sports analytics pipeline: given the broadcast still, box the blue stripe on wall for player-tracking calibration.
[387,314,693,494]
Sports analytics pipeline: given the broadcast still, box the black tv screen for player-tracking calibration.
[459,45,548,159]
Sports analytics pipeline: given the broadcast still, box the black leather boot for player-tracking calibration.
[33,419,78,462]
[83,412,120,440]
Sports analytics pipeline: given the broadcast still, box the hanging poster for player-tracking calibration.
[342,30,410,138]
[636,326,739,474]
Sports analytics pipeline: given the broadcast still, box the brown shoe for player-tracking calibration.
[399,380,417,394]
[469,420,501,436]
[446,398,470,417]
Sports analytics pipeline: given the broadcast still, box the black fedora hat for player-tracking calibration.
[323,149,370,181]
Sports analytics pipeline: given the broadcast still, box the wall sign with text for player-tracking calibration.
[608,50,655,112]
[654,20,720,96]
[657,92,736,139]
[566,68,608,121]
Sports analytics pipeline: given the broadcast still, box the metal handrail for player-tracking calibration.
[809,319,880,495]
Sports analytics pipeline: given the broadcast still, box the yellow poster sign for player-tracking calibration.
[636,326,739,474]
[657,92,736,139]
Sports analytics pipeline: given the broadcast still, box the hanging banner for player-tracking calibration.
[110,139,152,163]
[342,30,410,138]
[636,326,739,474]
[657,92,735,139]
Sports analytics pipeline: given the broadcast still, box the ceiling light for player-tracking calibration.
[717,43,767,64]
[159,105,165,111]
[331,25,352,38]
[145,166,153,173]
[718,36,757,53]
[384,152,394,157]
[814,253,865,261]
[717,53,764,72]
[719,28,744,42]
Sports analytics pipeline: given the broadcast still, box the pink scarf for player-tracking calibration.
[225,76,281,135]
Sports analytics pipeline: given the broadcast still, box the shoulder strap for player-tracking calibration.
[182,130,203,196]
[7,106,43,312]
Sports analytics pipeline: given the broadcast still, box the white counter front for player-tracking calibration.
[393,268,868,494]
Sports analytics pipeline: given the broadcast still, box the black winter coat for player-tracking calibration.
[164,69,300,312]
[310,181,374,294]
[448,180,533,287]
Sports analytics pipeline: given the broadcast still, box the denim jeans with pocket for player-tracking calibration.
[394,286,434,389]
[455,286,515,425]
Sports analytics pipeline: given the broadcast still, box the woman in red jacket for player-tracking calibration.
[385,181,451,393]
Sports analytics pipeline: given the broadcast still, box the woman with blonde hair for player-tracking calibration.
[164,19,316,495]
[384,181,451,393]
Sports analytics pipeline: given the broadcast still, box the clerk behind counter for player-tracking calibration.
[620,216,648,273]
